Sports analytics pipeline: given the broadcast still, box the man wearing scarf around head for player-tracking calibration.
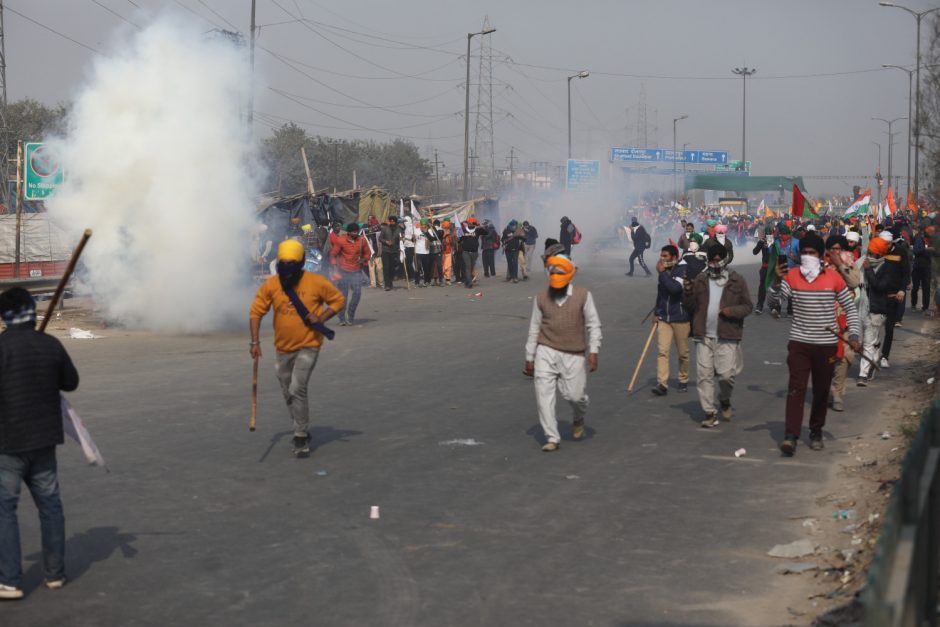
[682,243,753,428]
[768,232,861,456]
[0,288,78,598]
[330,223,371,325]
[250,240,345,456]
[523,256,602,452]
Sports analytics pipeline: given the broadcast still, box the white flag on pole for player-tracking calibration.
[61,395,108,470]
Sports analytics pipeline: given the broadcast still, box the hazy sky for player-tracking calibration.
[5,0,936,194]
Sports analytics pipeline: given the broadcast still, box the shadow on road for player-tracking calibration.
[258,426,364,463]
[23,526,144,590]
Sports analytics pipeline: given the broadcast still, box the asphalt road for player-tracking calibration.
[4,247,904,626]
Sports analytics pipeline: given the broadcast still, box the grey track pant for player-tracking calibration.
[275,348,320,437]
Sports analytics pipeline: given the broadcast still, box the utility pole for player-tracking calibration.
[873,116,906,202]
[432,149,443,198]
[873,141,882,207]
[879,3,940,198]
[732,67,756,169]
[507,147,516,193]
[248,0,256,137]
[14,139,21,278]
[0,0,9,211]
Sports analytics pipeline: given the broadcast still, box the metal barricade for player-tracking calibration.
[863,401,940,626]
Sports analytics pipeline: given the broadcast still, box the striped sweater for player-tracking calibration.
[773,267,860,345]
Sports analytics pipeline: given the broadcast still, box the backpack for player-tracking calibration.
[572,226,582,245]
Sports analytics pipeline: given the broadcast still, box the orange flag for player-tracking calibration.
[906,190,917,212]
[886,187,898,215]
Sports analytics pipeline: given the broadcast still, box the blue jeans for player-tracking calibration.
[338,270,363,322]
[0,447,65,587]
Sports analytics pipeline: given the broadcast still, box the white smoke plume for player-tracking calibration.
[47,15,261,333]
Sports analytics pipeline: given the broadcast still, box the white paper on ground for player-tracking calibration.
[69,328,103,339]
[61,395,108,469]
[438,438,484,446]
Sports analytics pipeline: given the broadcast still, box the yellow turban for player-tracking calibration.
[277,239,305,262]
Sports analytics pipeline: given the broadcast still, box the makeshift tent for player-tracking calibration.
[358,186,392,223]
[685,175,807,193]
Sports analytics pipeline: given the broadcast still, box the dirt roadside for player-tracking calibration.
[746,314,940,626]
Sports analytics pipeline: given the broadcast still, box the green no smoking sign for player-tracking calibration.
[24,142,64,200]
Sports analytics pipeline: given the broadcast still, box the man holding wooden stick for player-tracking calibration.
[682,243,753,428]
[768,232,861,456]
[0,288,79,598]
[523,255,601,452]
[250,240,345,457]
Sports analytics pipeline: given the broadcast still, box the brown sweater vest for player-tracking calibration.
[536,286,588,354]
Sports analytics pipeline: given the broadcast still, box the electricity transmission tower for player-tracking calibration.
[471,16,495,197]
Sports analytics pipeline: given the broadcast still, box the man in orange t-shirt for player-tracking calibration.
[250,240,345,456]
[329,223,371,326]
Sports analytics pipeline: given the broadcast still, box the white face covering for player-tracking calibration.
[766,236,774,246]
[688,241,700,253]
[800,254,821,282]
[716,233,726,244]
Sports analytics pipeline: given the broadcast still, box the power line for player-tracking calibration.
[89,0,140,29]
[5,6,101,54]
[264,84,460,116]
[261,47,461,82]
[267,87,461,140]
[194,0,239,31]
[270,0,456,82]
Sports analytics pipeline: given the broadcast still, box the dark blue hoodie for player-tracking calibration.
[655,261,690,322]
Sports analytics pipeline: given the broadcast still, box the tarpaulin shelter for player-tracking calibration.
[684,175,807,193]
[422,197,500,226]
[358,186,392,223]
[256,190,361,242]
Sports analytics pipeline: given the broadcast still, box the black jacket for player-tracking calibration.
[0,324,79,454]
[865,259,904,316]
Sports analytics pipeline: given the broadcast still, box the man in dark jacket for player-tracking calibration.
[878,231,910,367]
[682,243,753,427]
[652,245,690,396]
[858,235,903,380]
[379,216,402,291]
[626,217,651,277]
[522,221,539,273]
[912,225,932,312]
[0,288,79,599]
[559,216,576,257]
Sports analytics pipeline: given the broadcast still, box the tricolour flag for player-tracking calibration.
[843,189,871,220]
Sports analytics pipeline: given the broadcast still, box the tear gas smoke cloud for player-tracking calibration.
[48,15,261,333]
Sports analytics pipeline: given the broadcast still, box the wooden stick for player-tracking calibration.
[826,327,879,371]
[39,229,92,333]
[640,306,656,325]
[628,319,659,393]
[250,356,259,431]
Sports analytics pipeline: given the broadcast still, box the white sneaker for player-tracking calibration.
[880,357,890,369]
[0,584,24,600]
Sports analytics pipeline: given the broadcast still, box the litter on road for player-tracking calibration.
[773,562,818,575]
[439,438,484,446]
[734,448,746,457]
[69,327,104,339]
[767,539,816,558]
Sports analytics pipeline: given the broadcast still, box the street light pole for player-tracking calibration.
[567,71,589,160]
[881,65,914,196]
[672,114,688,204]
[732,67,756,170]
[879,3,940,199]
[872,141,882,207]
[463,25,496,201]
[873,116,907,204]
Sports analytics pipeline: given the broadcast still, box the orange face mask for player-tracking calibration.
[545,255,575,288]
